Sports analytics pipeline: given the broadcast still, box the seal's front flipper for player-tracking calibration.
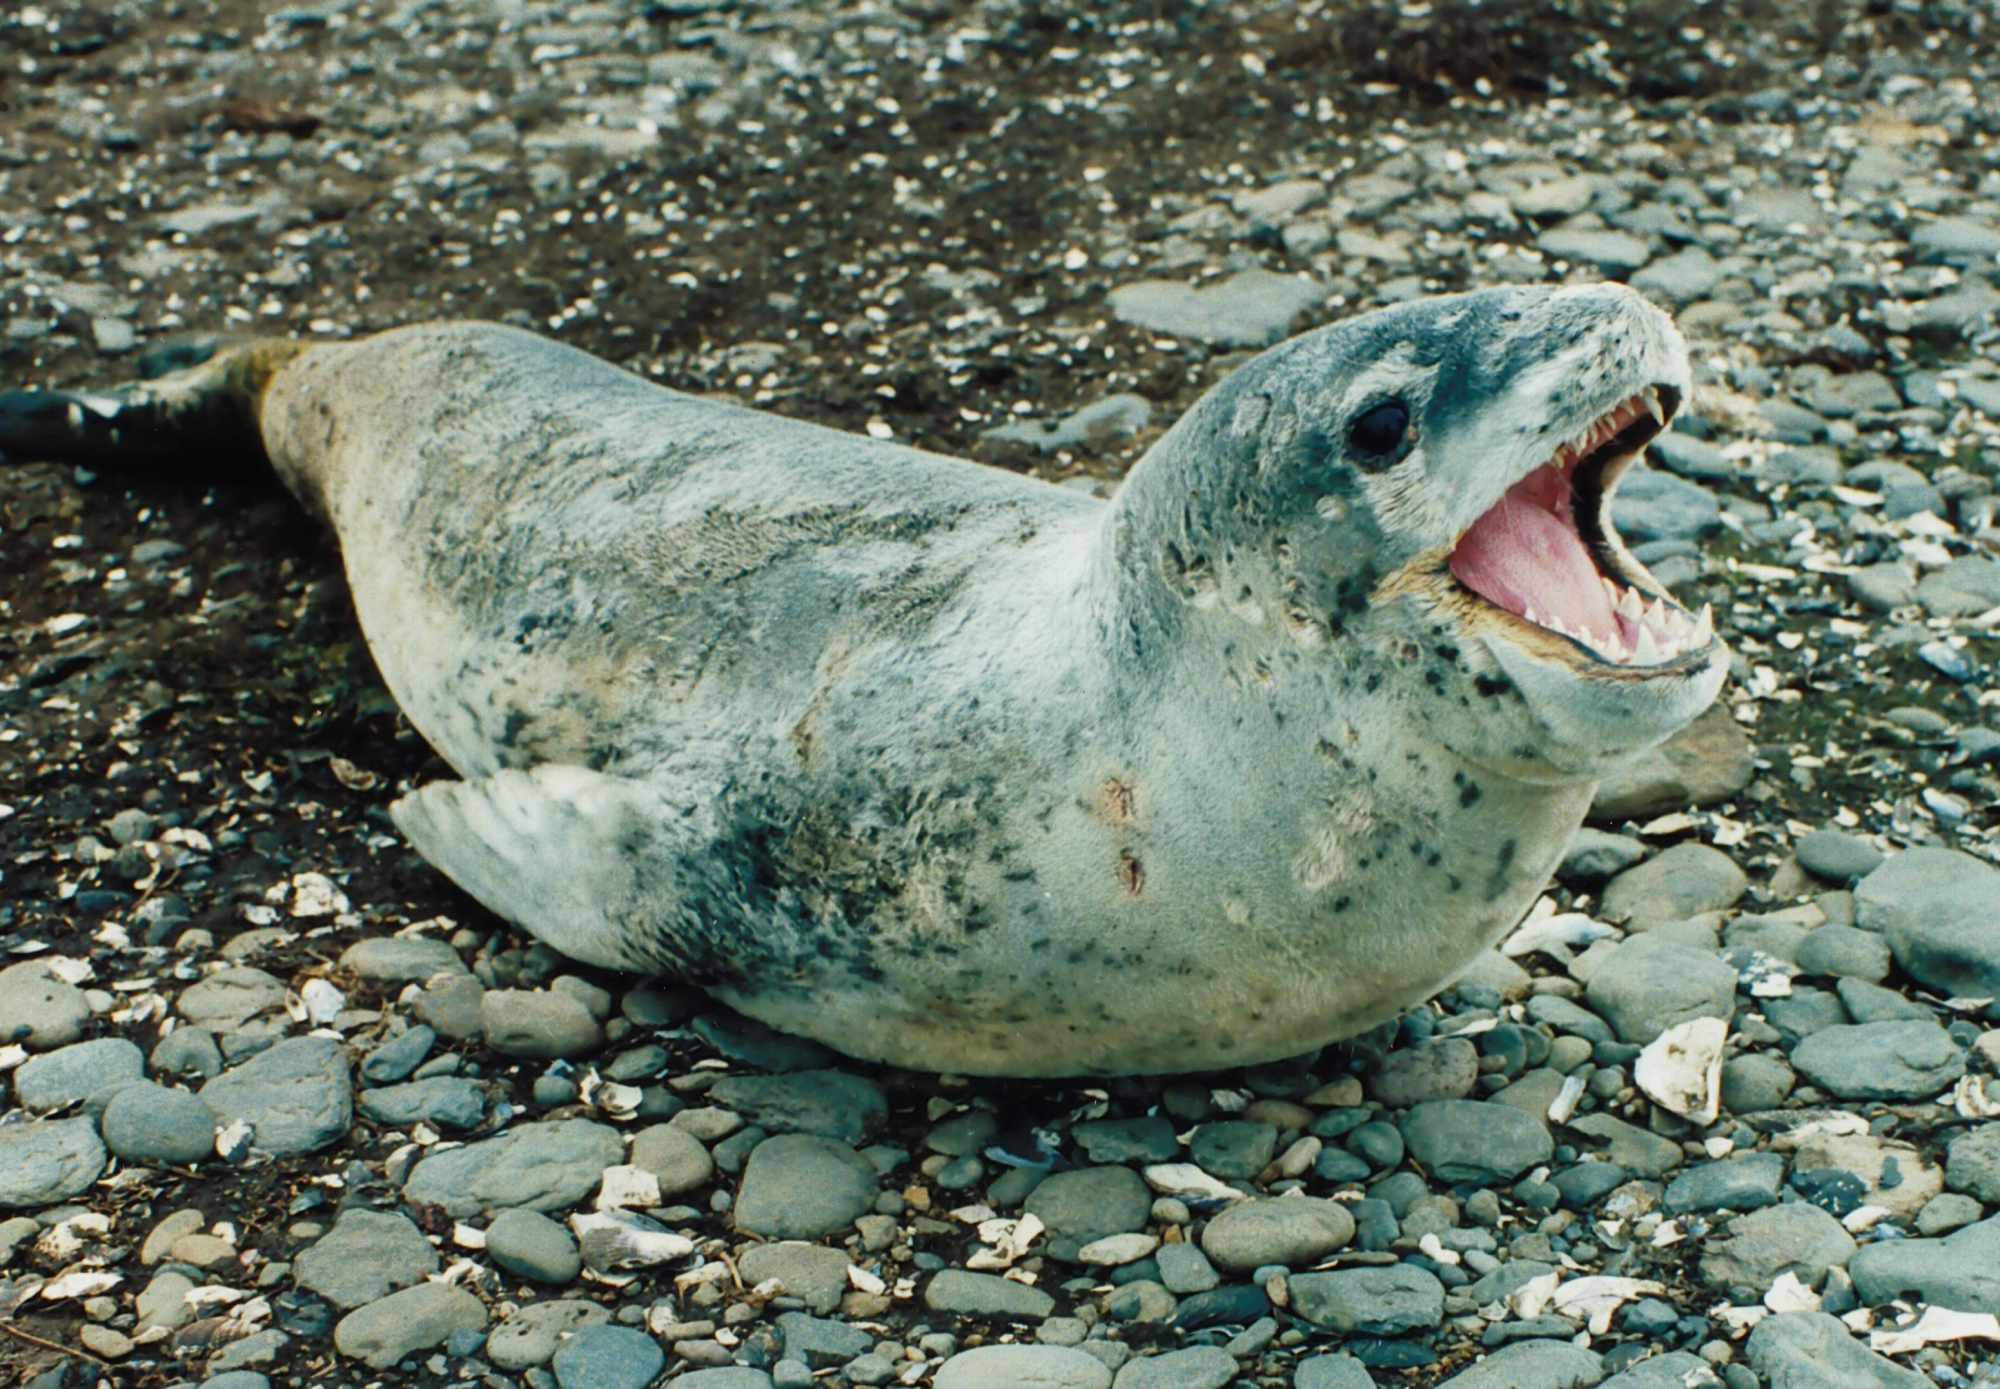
[391,765,698,975]
[0,339,301,473]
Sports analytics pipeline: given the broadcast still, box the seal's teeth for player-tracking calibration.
[1632,625,1663,664]
[1692,603,1715,647]
[1657,634,1684,661]
[1643,386,1666,427]
[1616,588,1644,621]
[1645,596,1669,629]
[1523,603,1541,628]
[1601,577,1621,605]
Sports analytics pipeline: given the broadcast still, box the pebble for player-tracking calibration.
[1599,843,1747,930]
[630,1122,715,1196]
[1790,1020,1965,1100]
[933,1346,1110,1389]
[1156,1242,1220,1294]
[177,966,288,1030]
[1663,1152,1785,1213]
[151,1026,225,1079]
[488,1301,612,1371]
[733,1134,879,1239]
[403,1119,624,1217]
[294,1209,439,1307]
[333,1283,487,1369]
[0,961,92,1049]
[340,936,467,981]
[1718,1055,1795,1114]
[487,1207,584,1284]
[1698,1203,1856,1297]
[1848,1214,2000,1313]
[1290,1265,1444,1334]
[200,1376,273,1389]
[1856,847,2000,1001]
[199,1036,354,1155]
[414,974,487,1040]
[1187,1120,1277,1179]
[1113,1346,1236,1389]
[1791,924,1891,982]
[1367,1037,1477,1107]
[1024,1165,1152,1258]
[1199,1196,1354,1272]
[1399,1100,1552,1183]
[924,1269,1056,1321]
[1107,270,1325,348]
[1591,706,1755,821]
[1584,936,1738,1044]
[480,988,604,1059]
[1916,1192,1984,1237]
[13,1037,144,1113]
[1945,1122,2000,1203]
[1794,830,1884,883]
[550,1324,665,1389]
[357,1076,486,1128]
[707,1070,886,1145]
[361,1025,436,1083]
[1294,1354,1376,1389]
[1560,829,1648,880]
[1432,1341,1603,1388]
[737,1241,852,1314]
[1744,1311,1927,1389]
[776,1311,871,1365]
[0,1116,107,1206]
[1074,1117,1179,1164]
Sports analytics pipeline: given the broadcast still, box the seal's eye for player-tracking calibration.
[1349,399,1411,458]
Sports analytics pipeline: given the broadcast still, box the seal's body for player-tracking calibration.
[2,284,1728,1075]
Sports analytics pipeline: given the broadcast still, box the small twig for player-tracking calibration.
[1,1319,113,1369]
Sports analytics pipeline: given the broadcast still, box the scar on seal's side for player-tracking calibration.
[0,283,1728,1077]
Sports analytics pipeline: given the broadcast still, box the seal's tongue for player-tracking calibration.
[1449,464,1618,645]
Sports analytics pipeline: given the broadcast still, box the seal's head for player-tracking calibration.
[1123,281,1726,784]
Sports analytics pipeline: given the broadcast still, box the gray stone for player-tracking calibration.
[1631,247,1724,305]
[333,1283,487,1369]
[1401,1100,1551,1183]
[1600,844,1747,932]
[1200,1196,1354,1272]
[707,1071,886,1145]
[1107,271,1324,349]
[358,1076,486,1129]
[1856,847,2000,1001]
[1612,467,1721,545]
[1025,1165,1151,1258]
[1850,1214,2000,1312]
[985,395,1153,456]
[1917,1192,1984,1236]
[550,1324,664,1389]
[99,1082,217,1164]
[1719,1054,1794,1114]
[1745,1312,1928,1388]
[0,961,92,1049]
[924,1269,1055,1321]
[151,1026,224,1079]
[1598,1354,1718,1389]
[1113,1346,1236,1389]
[13,1038,144,1113]
[488,1300,612,1371]
[675,1373,772,1389]
[294,1210,439,1308]
[177,967,288,1030]
[1536,227,1650,273]
[630,1123,714,1196]
[1946,1123,2000,1203]
[1368,1038,1477,1107]
[480,989,603,1059]
[1911,216,2000,265]
[0,1116,106,1206]
[934,1345,1110,1389]
[414,974,486,1040]
[737,1241,851,1314]
[1792,925,1891,982]
[1294,1355,1375,1389]
[1699,1203,1855,1295]
[775,1311,871,1366]
[339,937,467,982]
[1565,1113,1683,1180]
[1187,1120,1276,1179]
[1664,1152,1784,1213]
[1848,563,1917,612]
[1561,829,1648,880]
[404,1119,624,1218]
[1073,1117,1179,1164]
[1290,1264,1444,1334]
[734,1134,879,1239]
[1156,1242,1219,1294]
[201,1374,275,1389]
[1433,1341,1604,1388]
[1585,936,1738,1044]
[1795,831,1884,883]
[1591,705,1756,820]
[1791,1021,1965,1100]
[361,1026,436,1084]
[1835,977,1929,1024]
[199,1036,352,1155]
[487,1207,583,1284]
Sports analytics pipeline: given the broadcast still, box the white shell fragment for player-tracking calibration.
[569,1209,693,1274]
[1635,1017,1727,1125]
[1869,1306,2000,1355]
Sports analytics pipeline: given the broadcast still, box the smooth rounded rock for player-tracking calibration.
[737,1241,852,1314]
[488,1300,612,1371]
[487,1207,583,1284]
[1791,1021,1965,1100]
[294,1209,440,1308]
[199,1036,354,1156]
[1293,1354,1375,1389]
[1113,1346,1235,1389]
[550,1324,665,1389]
[934,1345,1111,1389]
[1399,1100,1552,1183]
[1947,1123,2000,1203]
[924,1269,1055,1321]
[0,1116,106,1207]
[1855,847,2000,1000]
[99,1082,217,1164]
[1745,1311,1927,1388]
[1585,936,1738,1044]
[357,1076,486,1129]
[1699,1203,1855,1296]
[1024,1165,1151,1258]
[1434,1341,1603,1388]
[1793,924,1892,982]
[0,961,91,1050]
[177,967,288,1030]
[630,1122,715,1196]
[1719,1054,1794,1113]
[1795,831,1884,884]
[13,1037,144,1113]
[404,1119,623,1218]
[339,936,468,982]
[1849,1214,2000,1313]
[733,1134,878,1239]
[480,988,604,1059]
[1600,843,1747,931]
[334,1283,487,1368]
[1199,1197,1354,1272]
[706,1070,886,1145]
[1291,1264,1444,1334]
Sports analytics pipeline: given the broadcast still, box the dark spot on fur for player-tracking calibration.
[1483,839,1517,903]
[1460,781,1482,808]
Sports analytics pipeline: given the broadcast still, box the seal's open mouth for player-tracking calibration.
[1448,385,1713,668]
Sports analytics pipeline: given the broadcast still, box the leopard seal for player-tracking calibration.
[0,282,1726,1076]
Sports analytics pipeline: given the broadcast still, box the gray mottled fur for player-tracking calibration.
[84,284,1731,1074]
